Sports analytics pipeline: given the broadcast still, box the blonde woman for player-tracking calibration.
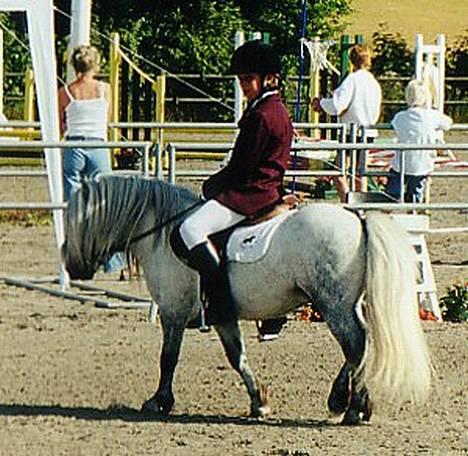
[58,45,122,273]
[58,45,112,200]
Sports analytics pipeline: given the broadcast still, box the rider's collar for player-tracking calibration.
[246,90,279,112]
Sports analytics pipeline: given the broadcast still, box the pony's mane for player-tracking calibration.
[64,175,199,274]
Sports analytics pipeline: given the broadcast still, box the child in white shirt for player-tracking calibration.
[386,79,452,202]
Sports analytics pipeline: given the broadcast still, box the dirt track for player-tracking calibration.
[0,168,467,455]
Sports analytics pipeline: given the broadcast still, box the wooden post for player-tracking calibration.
[339,35,351,83]
[109,33,120,137]
[23,69,35,122]
[120,58,129,140]
[308,37,321,138]
[109,33,121,162]
[144,79,153,140]
[153,73,166,169]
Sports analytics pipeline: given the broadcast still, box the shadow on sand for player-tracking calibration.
[0,403,339,429]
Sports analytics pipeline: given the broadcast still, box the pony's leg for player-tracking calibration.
[215,321,270,417]
[321,303,370,425]
[342,379,373,425]
[141,323,185,416]
[328,362,373,425]
[328,362,351,416]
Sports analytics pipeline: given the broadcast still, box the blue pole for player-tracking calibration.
[295,0,307,123]
[292,0,307,192]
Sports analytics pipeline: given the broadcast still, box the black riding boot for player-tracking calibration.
[188,241,237,324]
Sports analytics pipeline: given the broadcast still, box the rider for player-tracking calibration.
[178,40,293,324]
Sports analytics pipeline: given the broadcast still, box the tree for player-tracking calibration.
[237,0,352,73]
[371,23,413,76]
[90,0,245,75]
[2,1,354,120]
[83,0,353,77]
[0,12,33,118]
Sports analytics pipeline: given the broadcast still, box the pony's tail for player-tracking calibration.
[358,212,432,404]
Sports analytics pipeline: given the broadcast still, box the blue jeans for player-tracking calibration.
[386,169,427,203]
[63,140,124,273]
[62,142,112,200]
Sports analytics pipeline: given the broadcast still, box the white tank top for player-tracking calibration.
[64,82,108,139]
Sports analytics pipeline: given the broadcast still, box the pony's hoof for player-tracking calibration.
[250,383,270,418]
[250,403,271,418]
[327,392,349,416]
[141,396,173,416]
[362,397,373,422]
[341,405,372,426]
[341,409,361,426]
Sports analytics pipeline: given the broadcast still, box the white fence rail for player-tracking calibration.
[1,132,467,211]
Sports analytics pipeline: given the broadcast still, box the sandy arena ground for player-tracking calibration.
[0,159,467,455]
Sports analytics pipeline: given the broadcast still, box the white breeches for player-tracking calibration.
[179,199,245,250]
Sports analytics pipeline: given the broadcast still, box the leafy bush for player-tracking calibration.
[439,282,468,323]
[370,24,413,121]
[371,23,413,76]
[447,31,468,76]
[446,31,468,121]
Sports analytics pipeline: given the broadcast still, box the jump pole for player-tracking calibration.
[67,0,92,82]
[415,34,447,201]
[415,34,445,113]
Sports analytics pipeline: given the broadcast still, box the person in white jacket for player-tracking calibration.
[386,79,452,202]
[313,44,382,201]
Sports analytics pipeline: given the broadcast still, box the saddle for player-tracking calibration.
[170,193,300,265]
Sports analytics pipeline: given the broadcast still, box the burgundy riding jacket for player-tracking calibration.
[202,92,293,218]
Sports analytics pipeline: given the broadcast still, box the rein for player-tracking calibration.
[128,199,204,245]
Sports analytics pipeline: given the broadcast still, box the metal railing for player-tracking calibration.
[1,123,467,210]
[0,140,153,210]
[165,141,468,209]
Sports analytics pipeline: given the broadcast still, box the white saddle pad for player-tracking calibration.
[227,210,296,263]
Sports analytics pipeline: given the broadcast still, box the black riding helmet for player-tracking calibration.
[229,40,282,75]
